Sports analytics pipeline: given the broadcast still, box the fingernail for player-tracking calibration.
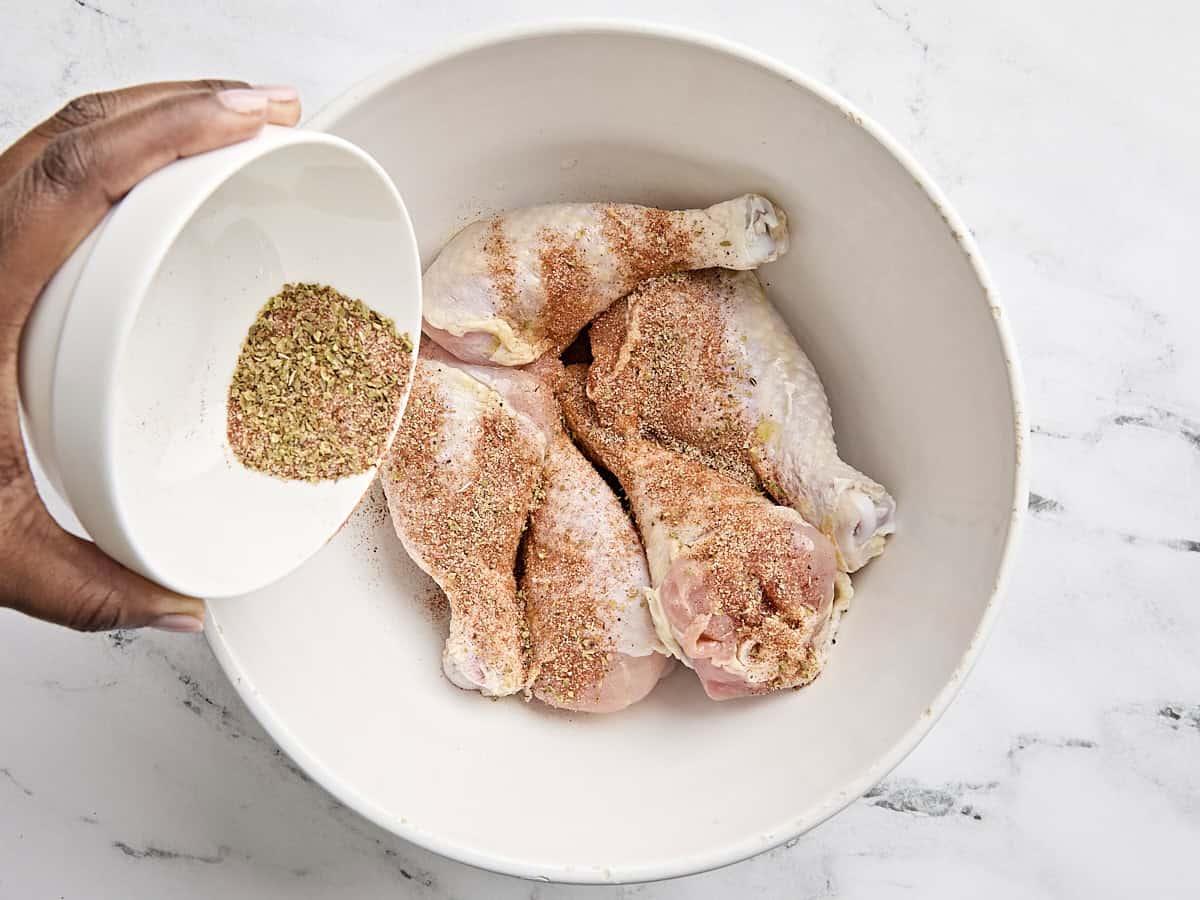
[149,614,205,633]
[253,84,299,103]
[217,88,270,114]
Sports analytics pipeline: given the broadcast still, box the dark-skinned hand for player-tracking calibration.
[0,81,300,632]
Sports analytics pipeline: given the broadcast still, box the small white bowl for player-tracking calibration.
[19,125,422,598]
[207,22,1026,884]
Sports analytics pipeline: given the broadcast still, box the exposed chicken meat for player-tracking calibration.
[557,365,839,700]
[423,195,788,366]
[588,270,895,573]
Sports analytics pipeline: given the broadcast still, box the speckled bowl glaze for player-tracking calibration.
[206,21,1026,883]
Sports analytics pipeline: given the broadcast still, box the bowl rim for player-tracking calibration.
[210,17,1028,884]
[51,126,421,598]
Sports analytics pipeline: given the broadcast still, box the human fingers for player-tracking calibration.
[0,79,255,187]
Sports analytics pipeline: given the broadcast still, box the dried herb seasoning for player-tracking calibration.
[226,282,413,482]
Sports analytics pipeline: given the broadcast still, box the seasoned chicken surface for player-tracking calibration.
[524,425,672,711]
[557,366,839,700]
[423,195,789,366]
[443,354,671,713]
[381,351,542,696]
[588,270,895,573]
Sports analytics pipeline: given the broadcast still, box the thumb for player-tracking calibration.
[3,488,204,632]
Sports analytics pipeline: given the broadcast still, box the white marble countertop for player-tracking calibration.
[2,1,1196,897]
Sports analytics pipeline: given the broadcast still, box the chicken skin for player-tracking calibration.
[381,351,542,696]
[588,270,895,573]
[557,366,839,700]
[437,352,671,713]
[523,421,672,712]
[423,195,789,366]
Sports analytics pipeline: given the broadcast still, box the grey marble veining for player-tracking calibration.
[1,1,1197,897]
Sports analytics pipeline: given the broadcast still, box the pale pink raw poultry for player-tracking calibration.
[381,349,543,697]
[422,194,788,366]
[589,269,895,574]
[557,365,839,700]
[439,351,671,713]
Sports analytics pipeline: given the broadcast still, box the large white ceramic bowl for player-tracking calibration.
[19,126,422,598]
[207,22,1025,883]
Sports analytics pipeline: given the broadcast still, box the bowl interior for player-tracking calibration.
[208,26,1021,881]
[113,140,421,597]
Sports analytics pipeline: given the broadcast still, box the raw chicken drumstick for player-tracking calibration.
[523,425,672,712]
[588,270,895,573]
[423,194,789,366]
[557,366,839,700]
[381,349,543,697]
[431,349,671,713]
